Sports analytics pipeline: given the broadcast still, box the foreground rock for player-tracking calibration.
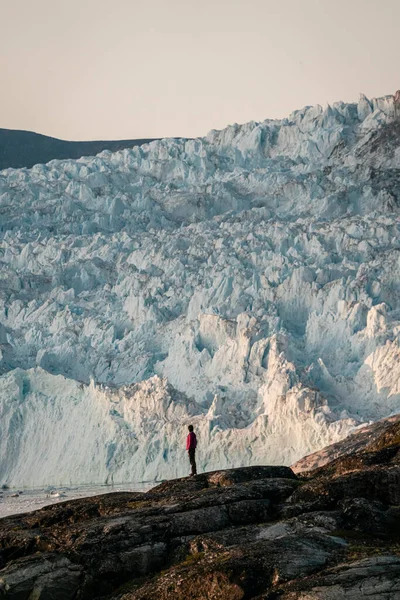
[292,414,400,473]
[0,424,399,599]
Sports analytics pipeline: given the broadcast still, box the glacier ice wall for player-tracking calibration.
[1,93,400,486]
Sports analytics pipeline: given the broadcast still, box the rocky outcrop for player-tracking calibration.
[292,414,400,473]
[0,424,399,599]
[273,557,400,600]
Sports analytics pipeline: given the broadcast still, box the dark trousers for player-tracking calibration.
[188,449,197,475]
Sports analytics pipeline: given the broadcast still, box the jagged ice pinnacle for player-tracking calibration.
[1,93,400,486]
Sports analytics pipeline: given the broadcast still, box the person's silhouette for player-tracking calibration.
[186,425,197,476]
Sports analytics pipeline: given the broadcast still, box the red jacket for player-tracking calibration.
[186,432,197,450]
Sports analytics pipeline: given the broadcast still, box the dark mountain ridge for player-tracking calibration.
[0,128,159,170]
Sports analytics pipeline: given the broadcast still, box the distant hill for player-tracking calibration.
[0,128,158,170]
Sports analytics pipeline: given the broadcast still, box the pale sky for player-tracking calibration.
[1,0,399,141]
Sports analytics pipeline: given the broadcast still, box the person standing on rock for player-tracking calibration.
[186,425,197,476]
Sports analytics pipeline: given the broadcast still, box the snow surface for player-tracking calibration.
[1,93,400,486]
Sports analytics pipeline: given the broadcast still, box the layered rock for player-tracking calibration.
[0,419,399,599]
[292,413,400,473]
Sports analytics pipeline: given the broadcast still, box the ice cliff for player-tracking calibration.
[1,93,400,486]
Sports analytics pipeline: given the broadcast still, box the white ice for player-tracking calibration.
[0,93,400,487]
